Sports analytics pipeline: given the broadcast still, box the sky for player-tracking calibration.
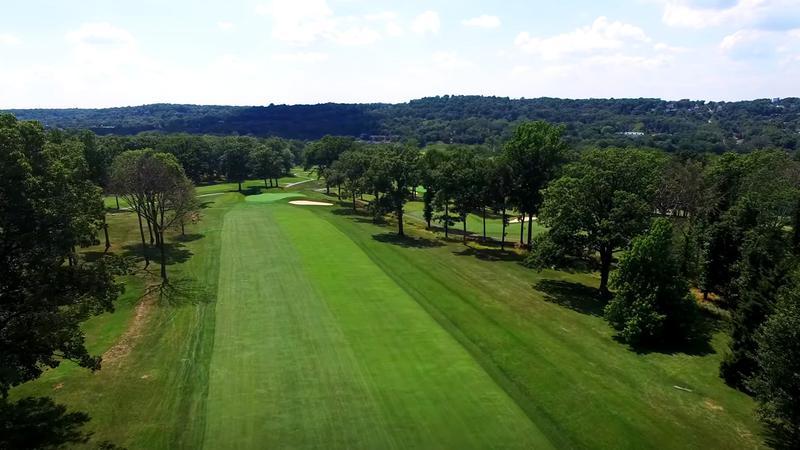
[0,0,799,108]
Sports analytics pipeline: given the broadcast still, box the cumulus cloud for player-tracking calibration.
[462,15,501,29]
[663,0,800,30]
[0,33,20,46]
[411,11,440,35]
[720,27,800,61]
[217,21,235,31]
[272,51,329,62]
[515,16,652,59]
[431,51,473,70]
[256,1,404,45]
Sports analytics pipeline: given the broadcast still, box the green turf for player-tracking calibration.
[12,186,766,449]
[204,202,551,448]
[244,192,306,204]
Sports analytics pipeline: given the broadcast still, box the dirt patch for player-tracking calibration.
[53,383,64,391]
[101,288,157,369]
[704,399,724,412]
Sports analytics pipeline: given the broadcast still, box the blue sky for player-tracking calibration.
[1,0,798,107]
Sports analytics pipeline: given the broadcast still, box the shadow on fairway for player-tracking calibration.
[453,245,524,262]
[372,232,443,248]
[534,279,606,317]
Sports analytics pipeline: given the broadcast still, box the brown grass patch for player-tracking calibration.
[101,286,157,369]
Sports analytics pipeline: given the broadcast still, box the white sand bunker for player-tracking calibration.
[289,200,334,206]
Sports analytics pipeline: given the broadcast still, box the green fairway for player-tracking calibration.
[204,202,550,448]
[244,192,305,203]
[12,184,765,449]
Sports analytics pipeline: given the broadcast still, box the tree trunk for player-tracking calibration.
[159,230,168,282]
[338,184,342,199]
[444,203,449,239]
[137,211,149,267]
[274,178,279,188]
[482,207,487,241]
[181,220,185,236]
[264,179,269,187]
[527,213,534,248]
[501,206,507,250]
[397,208,404,237]
[145,217,156,245]
[103,217,111,252]
[519,215,525,244]
[238,181,242,192]
[462,216,467,243]
[599,247,613,298]
[326,184,330,195]
[352,192,357,212]
[115,194,120,210]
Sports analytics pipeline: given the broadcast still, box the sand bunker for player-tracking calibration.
[289,200,333,206]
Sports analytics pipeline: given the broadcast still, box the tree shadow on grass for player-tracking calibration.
[534,279,607,317]
[453,246,525,262]
[121,242,193,266]
[154,277,215,307]
[0,397,91,449]
[613,308,717,357]
[331,207,383,224]
[372,232,443,248]
[175,233,204,243]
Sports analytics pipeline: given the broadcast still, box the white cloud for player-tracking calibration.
[720,27,800,61]
[662,0,800,30]
[272,51,329,62]
[431,51,473,70]
[66,22,135,48]
[462,15,501,29]
[217,21,235,31]
[65,23,141,68]
[0,33,20,46]
[411,11,440,35]
[256,0,334,44]
[256,1,400,45]
[515,16,651,59]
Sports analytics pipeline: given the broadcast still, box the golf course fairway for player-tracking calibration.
[204,201,551,448]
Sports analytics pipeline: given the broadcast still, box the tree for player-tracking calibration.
[305,136,356,195]
[111,150,195,282]
[220,139,252,192]
[536,148,665,296]
[0,114,124,397]
[335,149,370,211]
[503,121,568,248]
[250,140,290,188]
[438,150,482,243]
[418,148,449,229]
[750,280,800,448]
[604,219,700,345]
[720,224,796,389]
[485,156,514,249]
[364,144,420,236]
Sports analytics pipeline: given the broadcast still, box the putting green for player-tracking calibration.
[244,192,306,204]
[203,202,551,449]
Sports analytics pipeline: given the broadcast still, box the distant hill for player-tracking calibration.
[5,96,800,153]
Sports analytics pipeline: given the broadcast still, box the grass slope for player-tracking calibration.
[204,201,550,449]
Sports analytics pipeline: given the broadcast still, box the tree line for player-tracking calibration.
[8,96,800,153]
[308,122,800,447]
